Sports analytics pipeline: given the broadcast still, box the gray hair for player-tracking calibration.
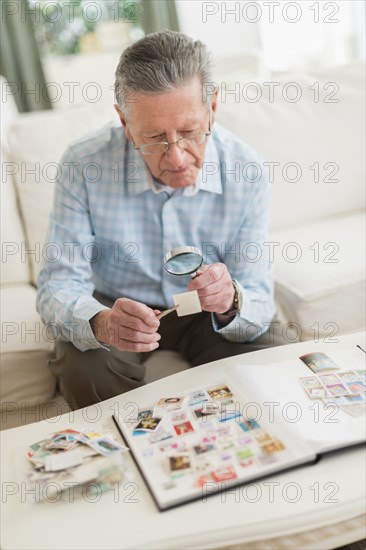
[114,30,214,115]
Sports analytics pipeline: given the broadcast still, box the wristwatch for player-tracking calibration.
[223,280,242,316]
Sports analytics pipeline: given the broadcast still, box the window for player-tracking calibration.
[28,0,144,108]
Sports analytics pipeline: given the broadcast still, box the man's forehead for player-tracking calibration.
[131,109,207,134]
[126,79,207,126]
[141,114,206,132]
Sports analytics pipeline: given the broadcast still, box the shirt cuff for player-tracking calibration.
[211,283,269,342]
[211,279,244,334]
[72,299,111,352]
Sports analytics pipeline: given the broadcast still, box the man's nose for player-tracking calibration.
[165,142,186,167]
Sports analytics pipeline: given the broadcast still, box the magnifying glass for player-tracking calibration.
[157,246,203,320]
[163,246,203,278]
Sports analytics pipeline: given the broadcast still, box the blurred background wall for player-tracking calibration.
[1,0,365,112]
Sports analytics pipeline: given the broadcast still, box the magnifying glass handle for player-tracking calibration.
[191,267,204,279]
[156,305,179,320]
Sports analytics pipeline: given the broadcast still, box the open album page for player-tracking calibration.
[116,372,316,510]
[227,346,366,456]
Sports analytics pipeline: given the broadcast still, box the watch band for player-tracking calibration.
[222,280,242,317]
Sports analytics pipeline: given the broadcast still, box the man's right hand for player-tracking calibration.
[90,298,161,352]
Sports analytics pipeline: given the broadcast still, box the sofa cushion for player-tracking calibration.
[0,284,57,408]
[0,179,30,285]
[7,104,116,285]
[217,63,365,230]
[0,76,30,285]
[272,211,365,339]
[1,285,54,353]
[0,392,70,431]
[0,350,57,414]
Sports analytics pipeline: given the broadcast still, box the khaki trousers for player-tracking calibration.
[50,293,291,410]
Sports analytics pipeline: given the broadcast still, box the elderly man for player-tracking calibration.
[37,30,284,410]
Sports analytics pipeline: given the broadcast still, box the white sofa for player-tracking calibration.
[1,64,365,430]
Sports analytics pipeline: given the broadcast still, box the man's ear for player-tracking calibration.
[114,104,132,140]
[210,84,219,125]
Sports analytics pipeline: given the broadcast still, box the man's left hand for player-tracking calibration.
[187,263,235,314]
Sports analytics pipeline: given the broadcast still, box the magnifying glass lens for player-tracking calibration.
[164,246,203,276]
[165,252,202,275]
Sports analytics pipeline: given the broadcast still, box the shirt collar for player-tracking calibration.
[195,128,223,195]
[124,127,223,197]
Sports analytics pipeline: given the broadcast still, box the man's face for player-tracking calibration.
[115,78,217,188]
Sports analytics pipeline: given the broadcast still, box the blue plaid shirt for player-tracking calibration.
[37,121,275,351]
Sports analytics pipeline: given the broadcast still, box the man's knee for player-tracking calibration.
[50,340,103,375]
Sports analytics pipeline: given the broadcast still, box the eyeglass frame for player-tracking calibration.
[129,115,212,156]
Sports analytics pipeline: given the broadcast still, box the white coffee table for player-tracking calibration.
[1,332,365,550]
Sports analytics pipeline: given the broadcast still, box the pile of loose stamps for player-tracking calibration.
[299,352,366,416]
[26,429,128,501]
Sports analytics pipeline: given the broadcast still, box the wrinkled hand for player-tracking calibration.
[187,263,235,314]
[90,298,161,352]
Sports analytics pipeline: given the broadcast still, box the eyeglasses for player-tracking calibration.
[132,119,211,156]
